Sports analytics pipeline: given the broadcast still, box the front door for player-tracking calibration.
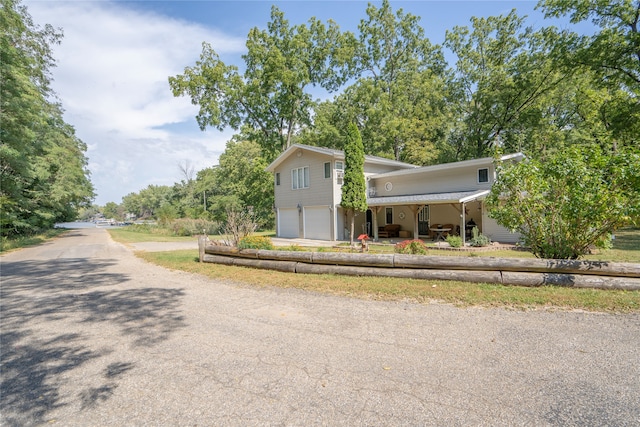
[418,206,430,236]
[365,209,373,236]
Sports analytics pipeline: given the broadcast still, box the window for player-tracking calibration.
[324,162,331,179]
[275,172,280,186]
[385,207,393,224]
[291,166,309,190]
[335,161,344,185]
[478,168,489,183]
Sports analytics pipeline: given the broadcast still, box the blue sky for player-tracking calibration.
[24,1,593,205]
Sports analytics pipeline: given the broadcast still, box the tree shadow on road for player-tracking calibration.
[1,258,186,425]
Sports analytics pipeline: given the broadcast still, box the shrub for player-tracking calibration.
[238,235,274,250]
[394,239,429,255]
[469,227,491,247]
[170,218,220,236]
[446,235,463,248]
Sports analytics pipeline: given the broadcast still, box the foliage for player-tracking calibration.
[1,0,94,236]
[169,6,352,158]
[238,235,274,250]
[538,0,640,97]
[394,239,429,255]
[486,145,640,259]
[211,139,274,229]
[446,235,463,248]
[121,185,172,219]
[468,227,492,247]
[341,123,367,245]
[170,218,220,237]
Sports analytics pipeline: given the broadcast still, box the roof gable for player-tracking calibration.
[265,144,417,172]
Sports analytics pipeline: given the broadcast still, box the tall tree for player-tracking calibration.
[538,0,640,96]
[211,139,274,229]
[341,123,367,246]
[1,0,93,235]
[169,6,353,160]
[444,10,576,158]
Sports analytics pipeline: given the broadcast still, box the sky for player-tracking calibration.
[24,0,593,206]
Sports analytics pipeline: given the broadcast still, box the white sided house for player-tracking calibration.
[266,144,523,244]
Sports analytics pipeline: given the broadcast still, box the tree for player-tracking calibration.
[299,0,450,163]
[341,123,367,246]
[211,139,274,229]
[538,0,640,96]
[486,145,640,259]
[169,6,353,159]
[444,11,578,158]
[1,0,93,236]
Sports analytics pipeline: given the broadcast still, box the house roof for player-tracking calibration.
[265,143,417,172]
[370,152,525,180]
[367,189,490,207]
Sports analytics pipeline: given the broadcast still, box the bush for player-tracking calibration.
[394,239,429,255]
[469,227,491,247]
[170,218,220,237]
[446,234,463,248]
[238,235,274,250]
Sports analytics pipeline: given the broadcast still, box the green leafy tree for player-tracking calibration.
[538,0,640,96]
[121,185,172,219]
[299,0,449,163]
[1,0,93,235]
[486,145,640,259]
[169,6,352,159]
[212,139,274,229]
[341,123,367,245]
[444,11,576,158]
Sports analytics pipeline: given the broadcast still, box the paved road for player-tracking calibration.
[2,228,639,426]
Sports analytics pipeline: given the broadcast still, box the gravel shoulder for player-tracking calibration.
[2,228,639,426]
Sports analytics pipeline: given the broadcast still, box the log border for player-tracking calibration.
[198,237,640,291]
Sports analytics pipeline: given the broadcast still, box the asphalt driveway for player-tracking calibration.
[1,228,639,426]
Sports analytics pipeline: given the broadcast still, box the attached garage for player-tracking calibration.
[277,208,299,238]
[303,206,332,240]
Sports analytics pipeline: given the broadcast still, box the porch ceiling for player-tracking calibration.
[367,189,490,206]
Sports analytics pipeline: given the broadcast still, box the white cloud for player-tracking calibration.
[25,0,245,204]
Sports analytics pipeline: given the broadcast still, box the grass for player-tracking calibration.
[107,228,199,244]
[137,249,640,313]
[0,229,68,253]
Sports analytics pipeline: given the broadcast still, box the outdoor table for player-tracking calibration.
[430,228,451,242]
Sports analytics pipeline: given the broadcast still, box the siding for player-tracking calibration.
[369,164,494,197]
[273,150,335,209]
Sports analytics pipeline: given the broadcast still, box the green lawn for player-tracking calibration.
[105,225,640,312]
[138,249,640,313]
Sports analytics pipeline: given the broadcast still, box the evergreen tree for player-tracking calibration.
[341,123,367,245]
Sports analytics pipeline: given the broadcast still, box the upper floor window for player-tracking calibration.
[292,166,309,190]
[275,172,280,186]
[335,161,344,170]
[478,168,489,184]
[324,162,331,179]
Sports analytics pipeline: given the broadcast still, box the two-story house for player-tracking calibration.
[265,144,523,244]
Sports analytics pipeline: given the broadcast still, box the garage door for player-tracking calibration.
[278,208,299,238]
[304,206,332,241]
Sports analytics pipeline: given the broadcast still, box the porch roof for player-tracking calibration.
[367,189,490,206]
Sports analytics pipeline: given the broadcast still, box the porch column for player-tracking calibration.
[410,205,423,240]
[372,206,381,241]
[461,202,466,245]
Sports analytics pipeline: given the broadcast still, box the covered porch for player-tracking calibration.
[366,190,489,244]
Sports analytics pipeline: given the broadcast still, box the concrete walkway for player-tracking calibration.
[2,228,639,426]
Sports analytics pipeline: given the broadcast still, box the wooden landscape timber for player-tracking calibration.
[198,238,640,290]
